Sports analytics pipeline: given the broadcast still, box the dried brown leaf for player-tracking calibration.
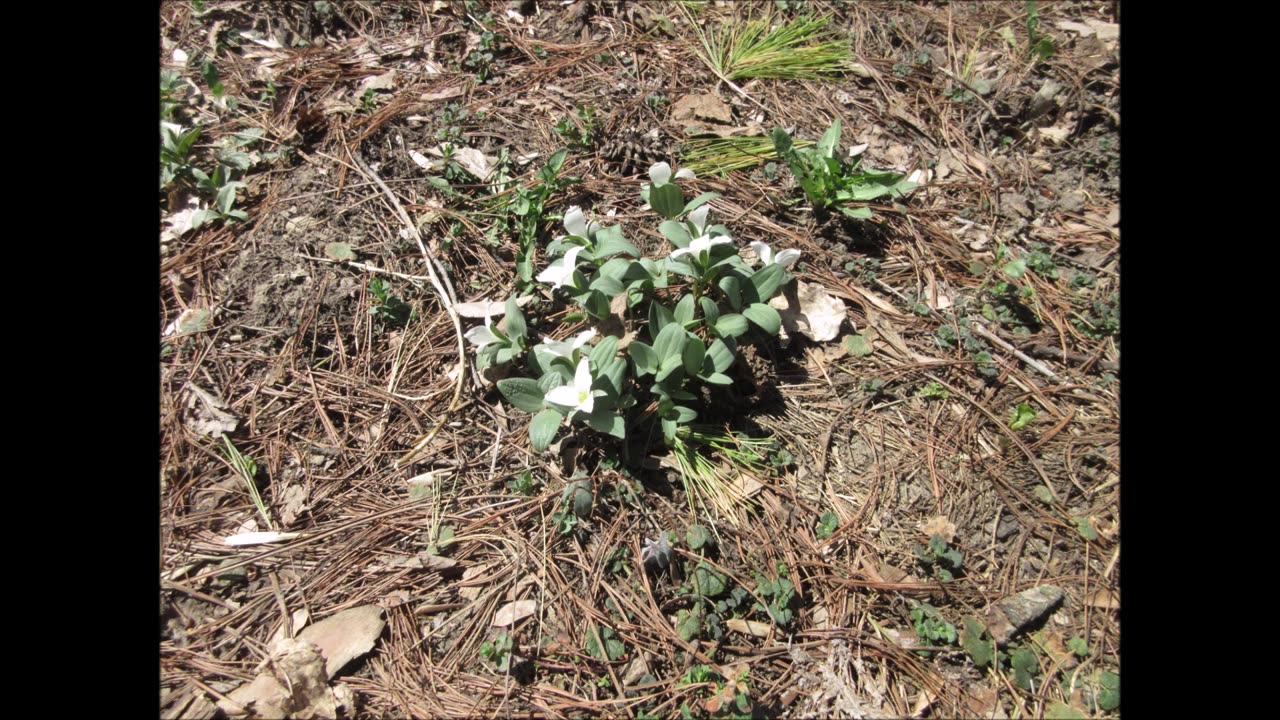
[493,599,537,627]
[295,605,385,679]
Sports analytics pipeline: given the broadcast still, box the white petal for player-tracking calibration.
[578,392,594,414]
[774,249,801,269]
[708,235,733,247]
[670,246,693,259]
[689,205,710,234]
[465,324,499,348]
[545,385,582,407]
[535,264,564,284]
[572,329,597,348]
[649,162,672,187]
[564,206,588,238]
[675,168,696,180]
[848,143,869,157]
[749,241,772,265]
[573,358,593,391]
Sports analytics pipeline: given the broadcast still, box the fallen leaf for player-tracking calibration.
[161,197,200,244]
[324,242,355,261]
[1085,588,1118,610]
[164,308,212,336]
[492,599,537,627]
[725,618,773,637]
[279,484,309,528]
[769,281,846,342]
[270,608,313,645]
[842,333,873,357]
[671,92,733,124]
[370,552,457,572]
[1039,124,1072,145]
[220,638,337,719]
[296,605,386,679]
[358,70,397,93]
[450,146,495,181]
[419,84,464,102]
[183,385,239,437]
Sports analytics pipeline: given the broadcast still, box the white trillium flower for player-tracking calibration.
[749,241,800,270]
[464,313,502,348]
[536,245,585,289]
[688,204,711,235]
[563,205,599,239]
[540,329,597,359]
[670,233,733,264]
[544,358,596,416]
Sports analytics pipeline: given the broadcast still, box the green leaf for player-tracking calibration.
[817,118,841,158]
[596,257,633,282]
[650,182,686,219]
[669,405,697,423]
[675,606,703,642]
[585,410,626,438]
[686,524,713,550]
[649,301,675,340]
[1097,671,1120,711]
[747,263,786,303]
[324,242,356,261]
[715,314,749,338]
[1008,402,1035,430]
[683,191,719,214]
[743,303,781,335]
[703,372,733,385]
[590,335,618,366]
[674,293,695,326]
[698,296,720,324]
[682,340,706,375]
[629,341,657,375]
[718,275,743,311]
[1003,258,1028,279]
[770,127,793,155]
[504,297,527,345]
[1066,637,1090,658]
[529,409,562,452]
[960,616,994,668]
[497,378,546,413]
[1071,516,1098,541]
[589,275,625,297]
[839,205,873,219]
[843,333,873,357]
[1045,703,1086,720]
[1010,648,1038,690]
[691,562,727,598]
[593,225,640,258]
[707,338,737,372]
[653,323,688,364]
[581,290,610,319]
[586,625,626,661]
[658,220,692,248]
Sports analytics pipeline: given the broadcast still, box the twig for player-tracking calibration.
[969,321,1063,383]
[346,150,470,462]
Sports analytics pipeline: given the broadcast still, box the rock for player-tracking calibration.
[985,585,1065,645]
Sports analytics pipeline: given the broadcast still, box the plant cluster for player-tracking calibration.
[367,277,416,327]
[771,119,917,219]
[468,162,798,456]
[913,534,964,581]
[553,105,596,151]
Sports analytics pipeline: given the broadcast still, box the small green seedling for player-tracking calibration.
[815,511,839,540]
[771,119,916,219]
[914,534,963,581]
[1008,402,1036,430]
[910,603,957,648]
[480,631,515,671]
[367,277,416,327]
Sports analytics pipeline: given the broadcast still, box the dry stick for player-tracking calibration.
[969,321,1063,383]
[345,152,468,467]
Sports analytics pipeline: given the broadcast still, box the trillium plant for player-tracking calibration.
[467,162,799,453]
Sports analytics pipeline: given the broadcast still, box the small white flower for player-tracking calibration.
[670,233,733,264]
[544,358,596,415]
[749,241,800,270]
[464,313,502,348]
[539,329,597,359]
[646,162,695,188]
[563,206,599,239]
[536,245,585,289]
[688,204,711,235]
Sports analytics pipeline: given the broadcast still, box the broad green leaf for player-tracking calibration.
[747,263,786,303]
[650,182,685,219]
[585,410,626,438]
[596,256,633,282]
[497,378,545,413]
[653,321,687,362]
[529,409,562,452]
[674,293,695,326]
[839,205,873,219]
[649,301,675,340]
[707,338,736,372]
[545,147,568,175]
[682,339,706,375]
[719,275,743,311]
[669,405,697,423]
[1003,258,1028,279]
[715,313,749,338]
[1008,402,1035,430]
[702,371,733,385]
[590,335,618,366]
[593,225,640,258]
[504,297,526,345]
[675,606,703,642]
[629,341,657,375]
[743,303,781,335]
[589,275,625,297]
[698,296,720,324]
[1097,672,1120,712]
[683,191,719,214]
[538,369,567,394]
[658,220,692,248]
[960,616,994,668]
[598,356,627,398]
[581,290,610,319]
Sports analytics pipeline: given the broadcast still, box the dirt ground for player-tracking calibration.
[160,2,1119,717]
